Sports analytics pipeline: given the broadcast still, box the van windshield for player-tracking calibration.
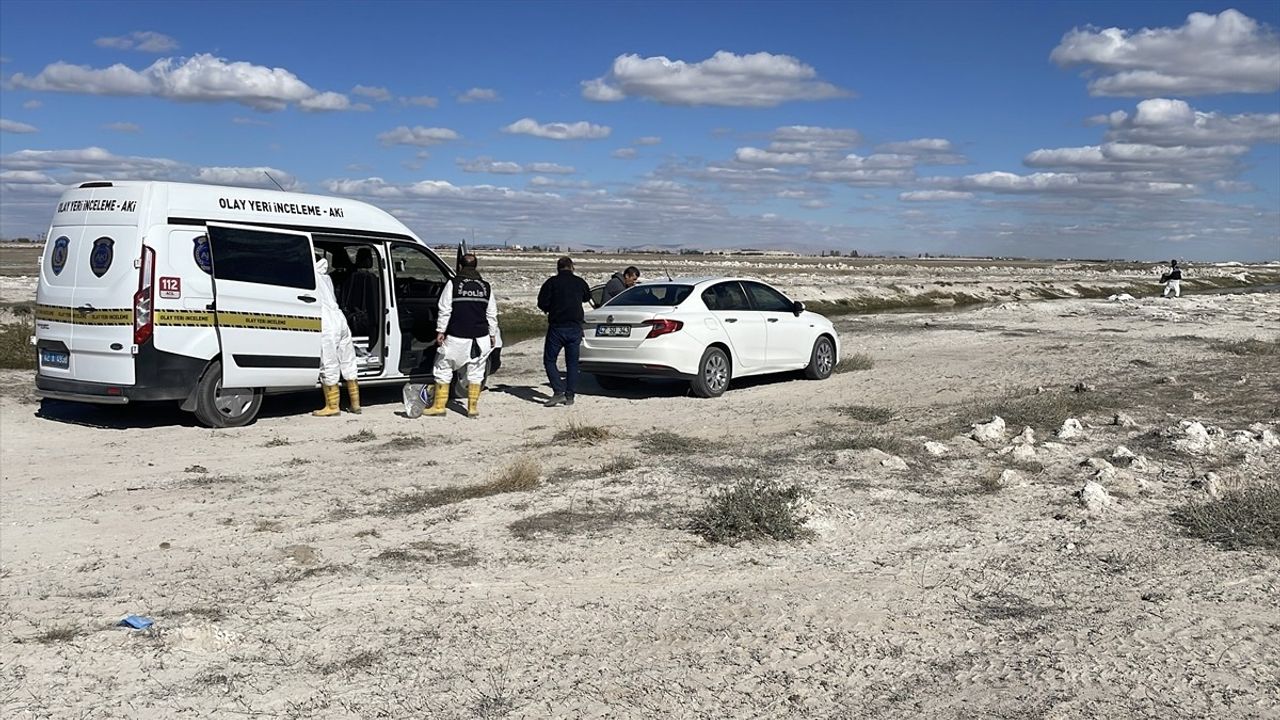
[606,284,693,306]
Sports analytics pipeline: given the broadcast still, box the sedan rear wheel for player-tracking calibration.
[691,346,730,398]
[804,336,835,380]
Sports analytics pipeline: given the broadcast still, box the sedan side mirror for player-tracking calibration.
[792,300,805,316]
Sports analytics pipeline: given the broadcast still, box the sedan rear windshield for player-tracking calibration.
[607,283,694,306]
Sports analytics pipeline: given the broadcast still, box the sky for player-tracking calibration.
[1,0,1278,260]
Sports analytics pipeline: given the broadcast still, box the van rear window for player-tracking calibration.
[208,226,315,290]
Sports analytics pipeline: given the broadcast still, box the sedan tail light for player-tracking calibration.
[642,318,683,339]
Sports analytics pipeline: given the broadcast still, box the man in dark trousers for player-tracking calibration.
[537,256,592,407]
[601,266,640,305]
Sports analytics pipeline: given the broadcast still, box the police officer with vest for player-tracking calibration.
[423,253,498,418]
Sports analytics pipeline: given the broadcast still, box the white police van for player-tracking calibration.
[34,181,498,427]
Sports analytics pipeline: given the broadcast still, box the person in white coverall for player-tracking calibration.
[423,253,498,418]
[312,256,360,416]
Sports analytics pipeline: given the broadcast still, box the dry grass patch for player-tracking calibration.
[317,649,382,676]
[551,421,614,444]
[263,437,292,448]
[952,388,1114,434]
[0,321,35,370]
[690,479,812,545]
[834,353,874,373]
[837,404,894,422]
[373,540,479,567]
[1173,481,1280,553]
[1211,338,1280,356]
[813,428,917,458]
[639,430,718,455]
[376,456,541,515]
[341,429,377,443]
[509,508,656,539]
[380,433,427,450]
[34,624,83,644]
[599,456,639,475]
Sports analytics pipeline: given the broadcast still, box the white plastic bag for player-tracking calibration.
[401,383,433,419]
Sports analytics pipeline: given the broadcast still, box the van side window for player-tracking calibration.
[208,226,315,290]
[390,244,446,297]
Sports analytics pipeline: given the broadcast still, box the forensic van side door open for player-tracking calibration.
[206,223,322,388]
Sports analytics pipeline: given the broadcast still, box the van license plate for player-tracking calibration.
[39,349,69,369]
[595,325,630,337]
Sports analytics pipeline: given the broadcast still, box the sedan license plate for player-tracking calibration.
[595,324,631,337]
[39,349,69,369]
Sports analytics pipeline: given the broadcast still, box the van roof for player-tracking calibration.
[55,181,421,241]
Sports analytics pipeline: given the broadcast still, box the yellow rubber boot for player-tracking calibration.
[423,382,450,417]
[467,384,481,418]
[312,385,340,417]
[345,380,362,414]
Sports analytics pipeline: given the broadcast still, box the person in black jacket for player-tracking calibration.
[422,253,498,418]
[537,256,592,406]
[601,266,640,305]
[1161,259,1183,298]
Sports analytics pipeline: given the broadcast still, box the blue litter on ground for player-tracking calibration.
[118,615,154,629]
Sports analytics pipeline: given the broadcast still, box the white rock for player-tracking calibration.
[1204,472,1223,499]
[1079,481,1113,514]
[1261,429,1280,449]
[971,416,1007,445]
[1058,418,1085,441]
[1013,427,1036,445]
[880,455,909,471]
[1110,446,1139,467]
[924,441,950,457]
[1011,444,1037,463]
[1113,413,1138,428]
[1173,421,1213,455]
[999,469,1023,486]
[1108,293,1136,301]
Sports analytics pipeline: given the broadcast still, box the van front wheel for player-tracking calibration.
[193,360,263,428]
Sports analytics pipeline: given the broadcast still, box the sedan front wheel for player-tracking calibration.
[690,346,731,398]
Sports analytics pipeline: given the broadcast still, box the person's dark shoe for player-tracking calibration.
[544,393,567,407]
[565,394,575,406]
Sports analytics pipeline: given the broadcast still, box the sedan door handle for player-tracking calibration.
[767,318,779,323]
[297,295,317,303]
[724,318,738,323]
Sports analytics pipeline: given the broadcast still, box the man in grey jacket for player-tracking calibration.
[601,266,640,305]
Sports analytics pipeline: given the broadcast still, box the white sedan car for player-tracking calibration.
[580,277,840,397]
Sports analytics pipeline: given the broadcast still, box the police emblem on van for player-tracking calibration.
[193,235,212,274]
[89,237,114,278]
[50,236,70,276]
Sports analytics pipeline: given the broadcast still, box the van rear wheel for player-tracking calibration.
[193,360,263,428]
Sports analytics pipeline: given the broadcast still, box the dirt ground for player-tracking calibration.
[2,267,1279,718]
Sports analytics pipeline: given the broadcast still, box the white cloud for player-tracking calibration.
[352,85,392,102]
[458,158,522,174]
[766,125,861,153]
[1051,9,1280,96]
[458,157,575,175]
[1023,142,1247,177]
[94,31,179,53]
[0,118,38,134]
[900,190,974,202]
[528,162,574,174]
[457,87,499,103]
[376,126,461,146]
[934,171,1196,198]
[401,95,439,108]
[232,116,270,126]
[1214,180,1255,193]
[195,167,299,190]
[634,136,662,146]
[582,51,853,107]
[502,117,611,140]
[22,100,42,110]
[734,147,814,166]
[104,121,140,133]
[611,148,638,160]
[1094,99,1280,147]
[9,53,355,112]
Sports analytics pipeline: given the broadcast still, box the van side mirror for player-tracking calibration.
[792,300,805,316]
